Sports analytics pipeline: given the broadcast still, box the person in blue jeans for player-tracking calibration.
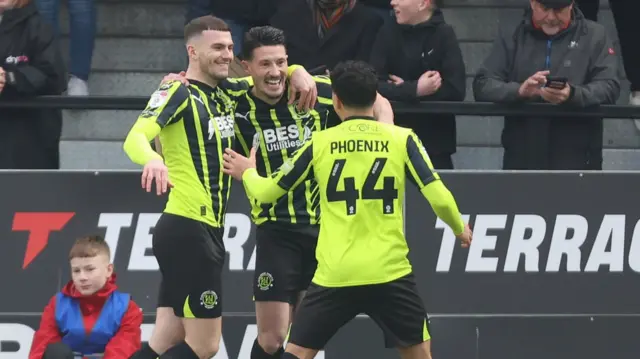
[35,0,95,96]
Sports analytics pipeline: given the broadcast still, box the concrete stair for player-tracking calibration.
[57,0,640,170]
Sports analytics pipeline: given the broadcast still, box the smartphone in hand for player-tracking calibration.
[545,76,568,90]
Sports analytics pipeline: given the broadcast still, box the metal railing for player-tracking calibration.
[1,96,640,118]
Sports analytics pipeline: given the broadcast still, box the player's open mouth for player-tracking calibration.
[265,78,283,89]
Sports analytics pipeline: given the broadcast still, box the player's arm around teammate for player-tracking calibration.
[223,61,472,359]
[124,16,264,359]
[160,64,319,113]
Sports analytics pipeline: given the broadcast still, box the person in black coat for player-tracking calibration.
[270,0,383,73]
[0,0,66,169]
[370,0,466,169]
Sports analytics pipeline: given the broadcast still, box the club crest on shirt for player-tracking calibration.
[257,272,274,291]
[200,290,218,309]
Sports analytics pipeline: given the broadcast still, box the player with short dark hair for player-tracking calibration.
[123,16,318,359]
[233,27,392,359]
[222,60,472,359]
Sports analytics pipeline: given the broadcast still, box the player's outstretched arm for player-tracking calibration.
[223,141,314,203]
[404,132,472,247]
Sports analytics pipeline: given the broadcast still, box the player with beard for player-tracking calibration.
[223,60,472,359]
[232,26,394,359]
[123,17,318,359]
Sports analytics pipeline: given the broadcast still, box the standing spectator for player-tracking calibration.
[270,0,383,73]
[473,0,620,170]
[573,0,640,129]
[35,0,95,96]
[186,0,274,56]
[370,0,465,169]
[0,0,66,169]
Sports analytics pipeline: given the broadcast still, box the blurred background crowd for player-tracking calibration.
[0,0,638,171]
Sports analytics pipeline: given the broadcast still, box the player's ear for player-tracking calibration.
[241,59,250,74]
[186,44,197,61]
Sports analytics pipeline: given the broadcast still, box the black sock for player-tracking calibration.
[130,343,159,359]
[281,353,300,359]
[158,341,199,359]
[251,339,284,358]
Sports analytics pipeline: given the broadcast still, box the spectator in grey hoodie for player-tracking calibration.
[473,0,620,170]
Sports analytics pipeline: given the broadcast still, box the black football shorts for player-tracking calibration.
[288,273,431,349]
[152,213,225,318]
[253,222,318,304]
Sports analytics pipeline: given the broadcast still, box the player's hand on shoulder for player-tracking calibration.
[161,71,189,86]
[373,93,394,125]
[288,66,318,112]
[142,159,172,196]
[456,223,473,248]
[222,148,257,181]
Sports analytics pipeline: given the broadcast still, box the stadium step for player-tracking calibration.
[56,0,634,170]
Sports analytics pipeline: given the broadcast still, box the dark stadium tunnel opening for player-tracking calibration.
[0,341,20,352]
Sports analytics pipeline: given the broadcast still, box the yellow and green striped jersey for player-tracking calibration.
[123,77,251,228]
[233,75,336,226]
[241,118,466,287]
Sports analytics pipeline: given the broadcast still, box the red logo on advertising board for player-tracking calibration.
[12,212,76,269]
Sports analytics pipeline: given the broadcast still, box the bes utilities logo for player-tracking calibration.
[259,124,312,152]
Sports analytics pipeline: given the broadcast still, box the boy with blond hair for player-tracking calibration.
[29,236,143,359]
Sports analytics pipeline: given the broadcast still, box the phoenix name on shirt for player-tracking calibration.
[330,139,390,154]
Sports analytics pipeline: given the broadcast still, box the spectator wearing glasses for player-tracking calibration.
[473,0,620,170]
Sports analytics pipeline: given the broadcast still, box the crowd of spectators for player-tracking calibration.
[0,0,637,170]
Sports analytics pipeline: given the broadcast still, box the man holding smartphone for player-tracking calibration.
[472,0,620,170]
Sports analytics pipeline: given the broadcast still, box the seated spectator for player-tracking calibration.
[270,0,383,73]
[473,0,620,170]
[574,0,640,129]
[28,236,142,359]
[370,0,465,169]
[0,0,66,170]
[35,0,95,96]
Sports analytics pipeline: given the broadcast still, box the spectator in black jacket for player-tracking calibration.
[270,0,383,73]
[473,0,620,170]
[0,0,66,169]
[370,0,466,169]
